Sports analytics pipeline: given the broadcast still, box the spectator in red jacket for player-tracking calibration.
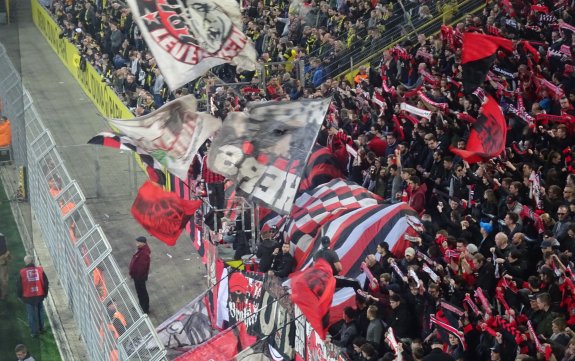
[129,236,151,314]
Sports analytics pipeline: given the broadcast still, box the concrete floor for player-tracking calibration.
[0,0,208,358]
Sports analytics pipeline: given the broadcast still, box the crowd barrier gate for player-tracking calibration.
[0,42,167,361]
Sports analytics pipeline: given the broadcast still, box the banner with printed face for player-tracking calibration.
[127,0,257,90]
[155,292,216,356]
[207,98,331,215]
[227,271,265,334]
[108,95,221,180]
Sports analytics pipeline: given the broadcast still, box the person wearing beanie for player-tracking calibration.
[129,236,151,314]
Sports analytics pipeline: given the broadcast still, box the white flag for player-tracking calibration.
[108,95,221,179]
[127,0,257,90]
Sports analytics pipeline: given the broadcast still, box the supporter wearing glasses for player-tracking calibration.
[553,205,572,243]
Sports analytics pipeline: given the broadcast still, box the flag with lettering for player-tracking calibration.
[131,180,202,245]
[127,0,257,90]
[207,98,331,215]
[290,258,336,340]
[107,95,221,180]
[449,95,507,163]
[461,33,514,94]
[88,132,167,185]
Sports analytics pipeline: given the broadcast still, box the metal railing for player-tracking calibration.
[0,42,167,361]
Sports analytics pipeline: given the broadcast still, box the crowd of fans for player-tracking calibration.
[43,0,575,360]
[47,0,455,116]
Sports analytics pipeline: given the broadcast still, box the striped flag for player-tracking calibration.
[88,132,167,185]
[285,179,382,264]
[294,202,421,282]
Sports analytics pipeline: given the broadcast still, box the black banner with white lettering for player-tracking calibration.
[207,99,331,215]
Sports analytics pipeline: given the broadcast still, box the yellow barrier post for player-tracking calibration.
[5,0,9,25]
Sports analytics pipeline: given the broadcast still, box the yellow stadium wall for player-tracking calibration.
[31,0,133,120]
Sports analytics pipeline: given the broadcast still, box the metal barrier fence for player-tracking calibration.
[329,0,485,80]
[0,42,167,361]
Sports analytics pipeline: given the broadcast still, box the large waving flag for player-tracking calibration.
[290,258,336,340]
[88,132,167,185]
[450,95,507,163]
[294,202,421,276]
[292,202,422,326]
[462,33,514,94]
[127,0,257,90]
[207,98,331,215]
[108,95,221,180]
[285,179,382,262]
[132,180,202,245]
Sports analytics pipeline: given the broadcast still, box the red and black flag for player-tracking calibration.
[88,132,167,185]
[286,179,382,265]
[290,258,336,340]
[131,180,202,246]
[461,33,514,94]
[450,95,507,163]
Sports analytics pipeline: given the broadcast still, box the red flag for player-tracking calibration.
[131,180,202,246]
[450,95,507,163]
[462,33,514,94]
[290,258,336,339]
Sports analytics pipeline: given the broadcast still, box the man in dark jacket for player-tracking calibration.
[422,338,456,361]
[256,232,280,273]
[332,306,358,354]
[268,243,294,278]
[409,176,427,215]
[385,294,413,339]
[129,236,151,314]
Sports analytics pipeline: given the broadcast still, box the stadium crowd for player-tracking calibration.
[44,0,575,360]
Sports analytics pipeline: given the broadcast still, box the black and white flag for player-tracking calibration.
[207,99,331,214]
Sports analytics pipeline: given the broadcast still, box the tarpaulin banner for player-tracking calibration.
[251,277,295,359]
[227,271,265,334]
[156,292,216,356]
[294,306,346,361]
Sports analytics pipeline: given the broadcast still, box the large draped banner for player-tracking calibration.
[156,292,216,356]
[127,0,257,89]
[207,99,331,215]
[108,95,221,179]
